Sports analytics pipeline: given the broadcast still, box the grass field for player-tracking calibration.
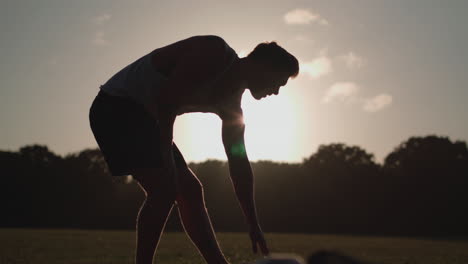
[1,229,467,264]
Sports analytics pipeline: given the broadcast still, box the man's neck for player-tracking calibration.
[229,57,249,89]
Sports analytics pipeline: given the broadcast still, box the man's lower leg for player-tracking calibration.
[135,196,174,264]
[176,169,230,264]
[177,201,229,264]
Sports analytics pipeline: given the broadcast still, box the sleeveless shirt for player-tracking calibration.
[100,39,237,108]
[100,49,166,108]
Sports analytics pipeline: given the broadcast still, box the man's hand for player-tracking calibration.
[249,224,269,256]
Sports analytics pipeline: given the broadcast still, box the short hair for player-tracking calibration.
[247,41,299,78]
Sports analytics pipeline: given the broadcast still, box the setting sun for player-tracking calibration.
[241,90,300,161]
[174,88,302,162]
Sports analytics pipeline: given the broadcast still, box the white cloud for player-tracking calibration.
[91,13,111,46]
[284,9,328,25]
[322,82,360,103]
[94,13,111,25]
[322,82,393,112]
[363,94,393,112]
[293,34,315,43]
[340,52,365,69]
[300,56,333,79]
[319,18,329,26]
[93,31,109,46]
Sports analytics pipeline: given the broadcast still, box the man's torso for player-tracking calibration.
[102,35,243,120]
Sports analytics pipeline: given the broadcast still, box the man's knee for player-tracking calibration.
[132,167,177,200]
[177,168,204,202]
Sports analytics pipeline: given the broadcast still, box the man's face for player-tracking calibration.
[249,67,290,100]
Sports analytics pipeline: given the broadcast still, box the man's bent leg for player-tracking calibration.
[176,167,230,264]
[133,168,177,264]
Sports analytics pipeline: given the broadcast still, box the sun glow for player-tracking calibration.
[174,90,301,163]
[241,90,300,161]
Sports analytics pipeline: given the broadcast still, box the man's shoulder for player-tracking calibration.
[191,35,235,58]
[192,35,227,47]
[181,35,237,82]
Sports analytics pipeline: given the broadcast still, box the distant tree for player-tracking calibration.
[382,135,468,235]
[2,138,467,235]
[60,148,121,228]
[1,150,25,226]
[384,135,468,174]
[19,145,62,167]
[2,145,64,227]
[303,143,378,170]
[301,144,383,233]
[302,143,381,191]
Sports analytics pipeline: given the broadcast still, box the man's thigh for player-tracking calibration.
[132,144,189,194]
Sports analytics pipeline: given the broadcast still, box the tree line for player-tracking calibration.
[1,135,467,236]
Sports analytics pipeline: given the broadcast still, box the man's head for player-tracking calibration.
[244,42,299,100]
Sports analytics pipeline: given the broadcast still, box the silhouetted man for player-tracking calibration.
[89,35,299,264]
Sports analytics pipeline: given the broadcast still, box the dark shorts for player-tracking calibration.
[89,90,185,176]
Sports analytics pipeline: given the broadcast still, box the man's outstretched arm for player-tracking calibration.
[221,110,269,256]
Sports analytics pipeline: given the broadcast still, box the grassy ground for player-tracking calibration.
[1,228,467,264]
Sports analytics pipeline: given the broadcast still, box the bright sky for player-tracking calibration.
[1,0,467,163]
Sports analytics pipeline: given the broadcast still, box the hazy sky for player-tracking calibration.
[1,0,467,163]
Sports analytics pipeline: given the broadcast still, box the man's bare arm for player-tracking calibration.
[222,116,256,225]
[221,109,269,255]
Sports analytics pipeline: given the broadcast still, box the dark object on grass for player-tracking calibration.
[254,254,304,263]
[308,250,368,264]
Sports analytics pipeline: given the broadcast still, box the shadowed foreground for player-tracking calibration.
[1,229,467,264]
